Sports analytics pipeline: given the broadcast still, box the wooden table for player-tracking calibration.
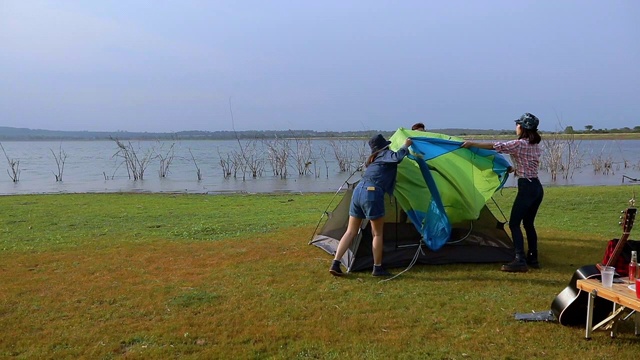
[576,278,640,339]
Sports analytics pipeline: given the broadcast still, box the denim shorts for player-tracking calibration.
[349,183,385,220]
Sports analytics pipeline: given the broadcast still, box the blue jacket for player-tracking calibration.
[361,145,409,195]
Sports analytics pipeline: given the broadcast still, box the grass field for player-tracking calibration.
[1,186,640,359]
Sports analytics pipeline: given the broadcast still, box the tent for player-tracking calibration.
[310,128,515,272]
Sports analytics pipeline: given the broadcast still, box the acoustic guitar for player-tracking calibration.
[550,203,636,326]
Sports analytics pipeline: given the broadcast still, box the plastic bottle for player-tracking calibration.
[629,250,638,284]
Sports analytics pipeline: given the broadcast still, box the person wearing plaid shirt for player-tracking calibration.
[462,113,543,272]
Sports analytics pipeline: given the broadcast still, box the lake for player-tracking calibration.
[1,138,639,195]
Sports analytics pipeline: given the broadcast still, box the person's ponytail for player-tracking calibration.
[366,150,381,166]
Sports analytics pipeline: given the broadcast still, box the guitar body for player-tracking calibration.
[550,265,615,326]
[551,204,636,326]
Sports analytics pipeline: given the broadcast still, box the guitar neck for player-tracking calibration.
[604,233,631,268]
[598,205,636,270]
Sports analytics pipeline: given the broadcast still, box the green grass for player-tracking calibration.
[1,186,640,359]
[0,193,328,251]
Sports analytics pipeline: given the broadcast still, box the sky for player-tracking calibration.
[1,1,639,133]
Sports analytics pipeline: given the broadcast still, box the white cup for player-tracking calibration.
[601,266,615,288]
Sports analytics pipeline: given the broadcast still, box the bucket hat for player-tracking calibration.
[368,134,391,153]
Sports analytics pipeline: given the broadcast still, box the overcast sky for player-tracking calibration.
[1,1,638,133]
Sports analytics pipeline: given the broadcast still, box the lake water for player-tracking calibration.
[1,138,639,195]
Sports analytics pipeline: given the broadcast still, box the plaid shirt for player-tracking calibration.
[493,139,541,179]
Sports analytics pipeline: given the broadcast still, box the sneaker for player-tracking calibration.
[372,265,392,277]
[329,260,344,276]
[501,259,528,273]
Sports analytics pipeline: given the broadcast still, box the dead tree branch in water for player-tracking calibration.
[157,142,176,178]
[228,97,252,181]
[50,145,67,181]
[231,150,247,179]
[541,135,583,181]
[291,136,313,175]
[218,148,233,179]
[317,146,329,179]
[0,143,20,182]
[243,140,265,178]
[540,116,583,181]
[188,148,202,181]
[111,138,155,180]
[591,152,614,175]
[331,139,366,172]
[329,140,350,172]
[352,140,368,171]
[265,137,290,179]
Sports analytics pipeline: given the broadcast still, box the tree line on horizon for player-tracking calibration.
[0,124,638,141]
[564,125,640,134]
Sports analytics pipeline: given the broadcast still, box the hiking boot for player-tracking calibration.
[329,260,344,276]
[372,265,392,277]
[526,251,540,269]
[501,258,528,273]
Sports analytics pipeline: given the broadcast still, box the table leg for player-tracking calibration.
[611,303,618,338]
[586,290,596,339]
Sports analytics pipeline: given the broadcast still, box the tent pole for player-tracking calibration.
[308,165,362,244]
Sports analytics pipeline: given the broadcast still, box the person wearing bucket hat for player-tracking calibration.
[368,134,392,153]
[462,113,543,273]
[330,134,413,277]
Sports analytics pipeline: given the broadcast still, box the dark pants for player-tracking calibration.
[509,178,544,258]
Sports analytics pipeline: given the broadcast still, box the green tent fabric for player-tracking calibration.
[390,128,511,251]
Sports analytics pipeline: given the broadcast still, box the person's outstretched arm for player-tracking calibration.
[461,141,494,150]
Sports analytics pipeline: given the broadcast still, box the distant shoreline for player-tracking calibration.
[1,125,639,141]
[5,134,640,141]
